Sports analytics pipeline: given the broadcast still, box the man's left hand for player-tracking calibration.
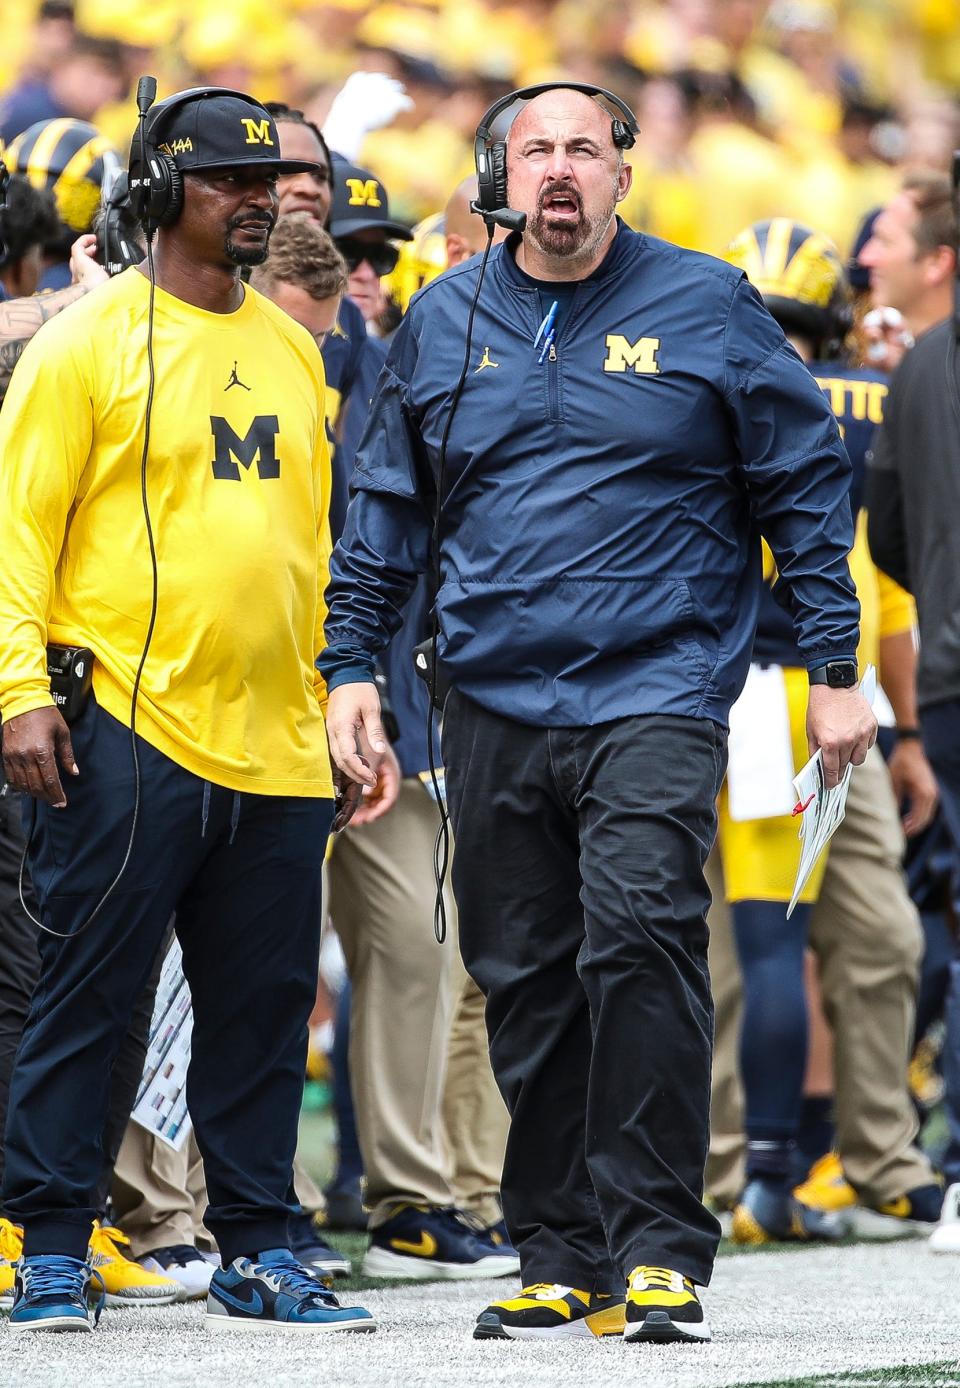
[350,743,402,827]
[888,737,939,837]
[806,685,878,790]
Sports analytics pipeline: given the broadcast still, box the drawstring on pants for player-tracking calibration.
[199,782,242,845]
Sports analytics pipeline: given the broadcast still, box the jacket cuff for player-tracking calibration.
[805,652,858,672]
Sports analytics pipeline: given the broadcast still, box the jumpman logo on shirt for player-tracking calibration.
[225,361,251,391]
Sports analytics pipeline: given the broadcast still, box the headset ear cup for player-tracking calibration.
[490,141,508,211]
[157,155,183,226]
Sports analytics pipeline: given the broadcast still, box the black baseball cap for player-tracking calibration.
[151,92,322,176]
[329,158,412,240]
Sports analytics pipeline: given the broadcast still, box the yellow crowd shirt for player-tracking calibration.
[0,268,334,798]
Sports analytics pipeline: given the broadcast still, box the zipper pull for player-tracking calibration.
[548,342,557,362]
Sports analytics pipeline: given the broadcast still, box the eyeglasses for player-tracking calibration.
[336,238,400,277]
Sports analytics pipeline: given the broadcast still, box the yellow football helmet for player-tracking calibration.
[387,210,448,314]
[725,217,852,354]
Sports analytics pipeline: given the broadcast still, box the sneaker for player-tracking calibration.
[930,1183,960,1253]
[480,1217,520,1258]
[88,1222,179,1306]
[793,1152,857,1212]
[323,1180,368,1233]
[852,1183,943,1241]
[474,1283,625,1340]
[362,1205,521,1280]
[9,1255,103,1334]
[0,1218,22,1310]
[206,1248,375,1333]
[731,1178,851,1244]
[288,1212,351,1278]
[624,1265,710,1344]
[141,1244,215,1301]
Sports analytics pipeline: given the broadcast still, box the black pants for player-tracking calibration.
[3,696,331,1264]
[0,791,158,1214]
[920,698,960,1187]
[442,692,726,1289]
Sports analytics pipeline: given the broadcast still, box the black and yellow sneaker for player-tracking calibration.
[474,1283,626,1340]
[623,1266,710,1344]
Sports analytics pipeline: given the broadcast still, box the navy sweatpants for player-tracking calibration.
[3,695,332,1265]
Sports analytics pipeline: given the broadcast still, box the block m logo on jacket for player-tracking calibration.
[603,334,661,375]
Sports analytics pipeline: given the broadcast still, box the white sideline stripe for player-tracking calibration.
[5,1241,960,1387]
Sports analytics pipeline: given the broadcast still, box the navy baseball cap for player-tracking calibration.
[848,207,881,293]
[329,159,412,240]
[150,92,322,176]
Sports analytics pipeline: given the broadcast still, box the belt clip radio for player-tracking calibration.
[47,644,94,724]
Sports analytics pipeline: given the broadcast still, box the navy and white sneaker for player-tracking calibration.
[205,1248,375,1333]
[362,1205,521,1280]
[288,1212,351,1278]
[141,1244,215,1301]
[9,1255,104,1334]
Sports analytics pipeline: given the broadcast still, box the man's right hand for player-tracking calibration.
[325,681,387,788]
[1,707,78,806]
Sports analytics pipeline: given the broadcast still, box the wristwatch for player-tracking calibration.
[809,660,859,689]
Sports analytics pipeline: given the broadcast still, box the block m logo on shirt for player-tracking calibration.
[210,416,280,480]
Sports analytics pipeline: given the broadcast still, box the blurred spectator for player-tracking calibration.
[859,171,958,342]
[0,33,125,145]
[0,174,59,299]
[3,116,121,290]
[328,157,412,330]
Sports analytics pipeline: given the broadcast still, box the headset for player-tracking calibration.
[424,83,640,943]
[97,170,143,276]
[128,81,265,231]
[472,81,639,233]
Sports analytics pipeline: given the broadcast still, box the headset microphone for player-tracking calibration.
[0,154,8,264]
[471,201,526,234]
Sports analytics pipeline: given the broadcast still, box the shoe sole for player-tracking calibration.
[103,1290,180,1307]
[296,1259,351,1278]
[205,1312,377,1334]
[9,1317,93,1333]
[362,1247,520,1280]
[850,1208,934,1242]
[474,1310,623,1341]
[624,1312,711,1344]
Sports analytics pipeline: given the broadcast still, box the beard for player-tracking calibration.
[224,215,274,267]
[527,179,618,261]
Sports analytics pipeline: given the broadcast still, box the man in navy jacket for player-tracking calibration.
[319,87,876,1345]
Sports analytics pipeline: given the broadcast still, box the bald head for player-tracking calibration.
[504,85,631,276]
[508,88,620,161]
[444,175,509,265]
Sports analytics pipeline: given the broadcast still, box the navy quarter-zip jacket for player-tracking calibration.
[320,221,859,728]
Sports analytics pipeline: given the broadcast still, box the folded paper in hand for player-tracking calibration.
[786,665,877,919]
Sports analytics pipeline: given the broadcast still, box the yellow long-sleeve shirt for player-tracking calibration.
[0,268,334,797]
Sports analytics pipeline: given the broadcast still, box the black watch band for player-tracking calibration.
[809,660,859,689]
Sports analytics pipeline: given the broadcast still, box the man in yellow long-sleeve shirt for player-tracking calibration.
[0,87,374,1336]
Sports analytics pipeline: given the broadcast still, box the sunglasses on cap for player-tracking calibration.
[337,238,400,277]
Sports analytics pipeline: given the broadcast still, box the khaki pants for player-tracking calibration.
[113,1123,210,1256]
[808,745,929,1202]
[708,746,929,1204]
[330,777,507,1228]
